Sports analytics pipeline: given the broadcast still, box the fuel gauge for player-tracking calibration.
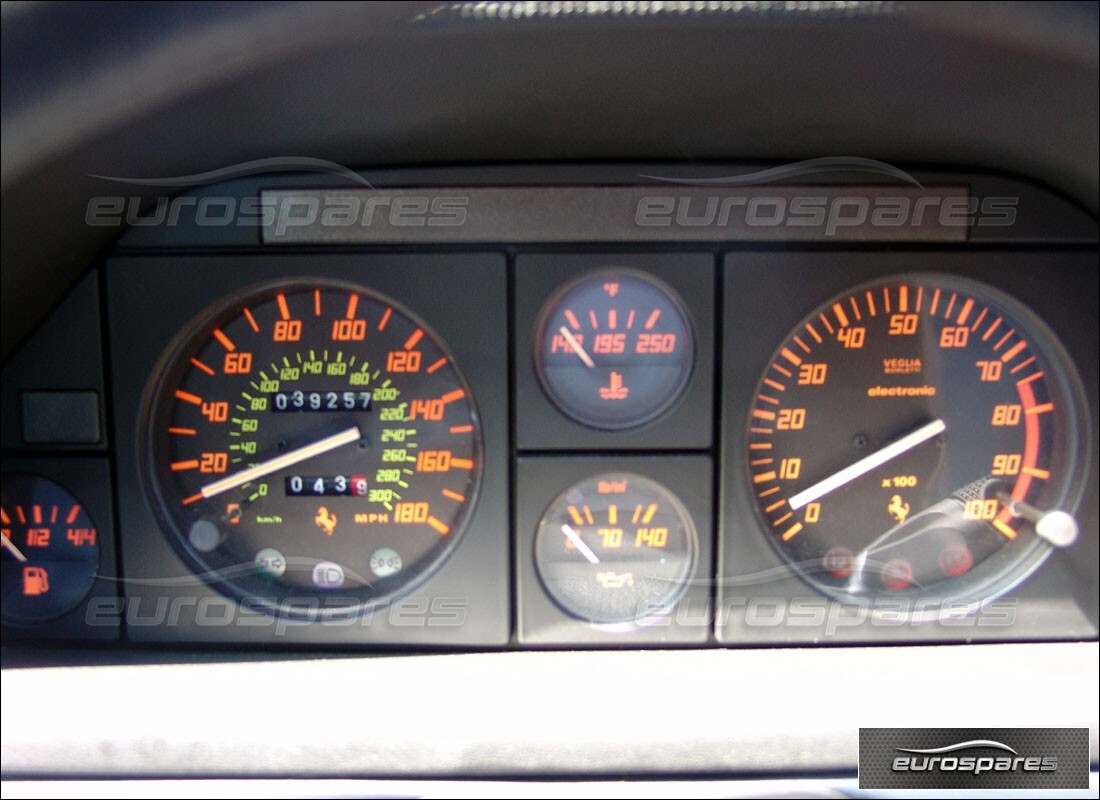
[1,475,100,624]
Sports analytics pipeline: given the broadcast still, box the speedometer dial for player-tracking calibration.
[747,276,1084,606]
[144,280,481,618]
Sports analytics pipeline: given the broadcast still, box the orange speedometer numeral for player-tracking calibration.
[386,350,422,372]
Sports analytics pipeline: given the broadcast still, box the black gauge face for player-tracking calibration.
[534,270,695,430]
[144,280,482,619]
[534,473,697,625]
[747,276,1084,607]
[1,476,100,624]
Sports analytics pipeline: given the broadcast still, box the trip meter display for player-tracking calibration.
[747,275,1084,608]
[143,279,481,618]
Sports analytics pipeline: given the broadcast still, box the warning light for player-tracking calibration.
[939,543,973,577]
[823,546,854,579]
[881,558,914,591]
[599,371,630,401]
[22,566,49,596]
[595,571,634,589]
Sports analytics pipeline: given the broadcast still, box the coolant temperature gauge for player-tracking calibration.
[534,472,697,625]
[1,475,100,624]
[534,270,695,430]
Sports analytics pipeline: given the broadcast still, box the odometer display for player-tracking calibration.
[747,276,1082,606]
[144,280,481,618]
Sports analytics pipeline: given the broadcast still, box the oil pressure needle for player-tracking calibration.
[198,425,362,501]
[559,326,596,368]
[561,524,600,564]
[788,418,947,511]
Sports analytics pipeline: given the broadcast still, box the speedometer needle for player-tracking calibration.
[198,425,362,500]
[788,418,946,511]
[559,326,596,368]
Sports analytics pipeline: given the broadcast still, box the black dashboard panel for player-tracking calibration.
[2,168,1096,650]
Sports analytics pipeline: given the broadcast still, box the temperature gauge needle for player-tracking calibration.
[561,524,600,564]
[198,425,362,500]
[559,325,595,368]
[789,418,946,511]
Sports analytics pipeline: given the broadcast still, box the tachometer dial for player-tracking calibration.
[534,472,697,624]
[534,270,694,430]
[747,276,1084,607]
[144,280,481,618]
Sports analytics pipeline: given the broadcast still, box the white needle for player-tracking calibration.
[561,524,600,564]
[199,426,362,500]
[788,418,947,511]
[996,492,1080,548]
[1,532,28,563]
[559,326,595,368]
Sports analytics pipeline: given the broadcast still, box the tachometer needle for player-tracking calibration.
[198,426,362,500]
[559,325,596,368]
[561,524,600,564]
[788,418,946,511]
[1,532,28,563]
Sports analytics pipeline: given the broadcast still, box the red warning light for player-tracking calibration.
[881,558,914,591]
[938,543,973,577]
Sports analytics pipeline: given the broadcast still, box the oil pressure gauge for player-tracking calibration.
[534,472,697,625]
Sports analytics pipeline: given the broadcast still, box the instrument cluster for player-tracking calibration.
[2,172,1096,649]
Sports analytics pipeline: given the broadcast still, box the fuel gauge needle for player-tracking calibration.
[788,418,946,511]
[559,325,596,368]
[1,531,28,562]
[198,425,362,500]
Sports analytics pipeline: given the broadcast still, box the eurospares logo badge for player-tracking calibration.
[859,728,1089,789]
